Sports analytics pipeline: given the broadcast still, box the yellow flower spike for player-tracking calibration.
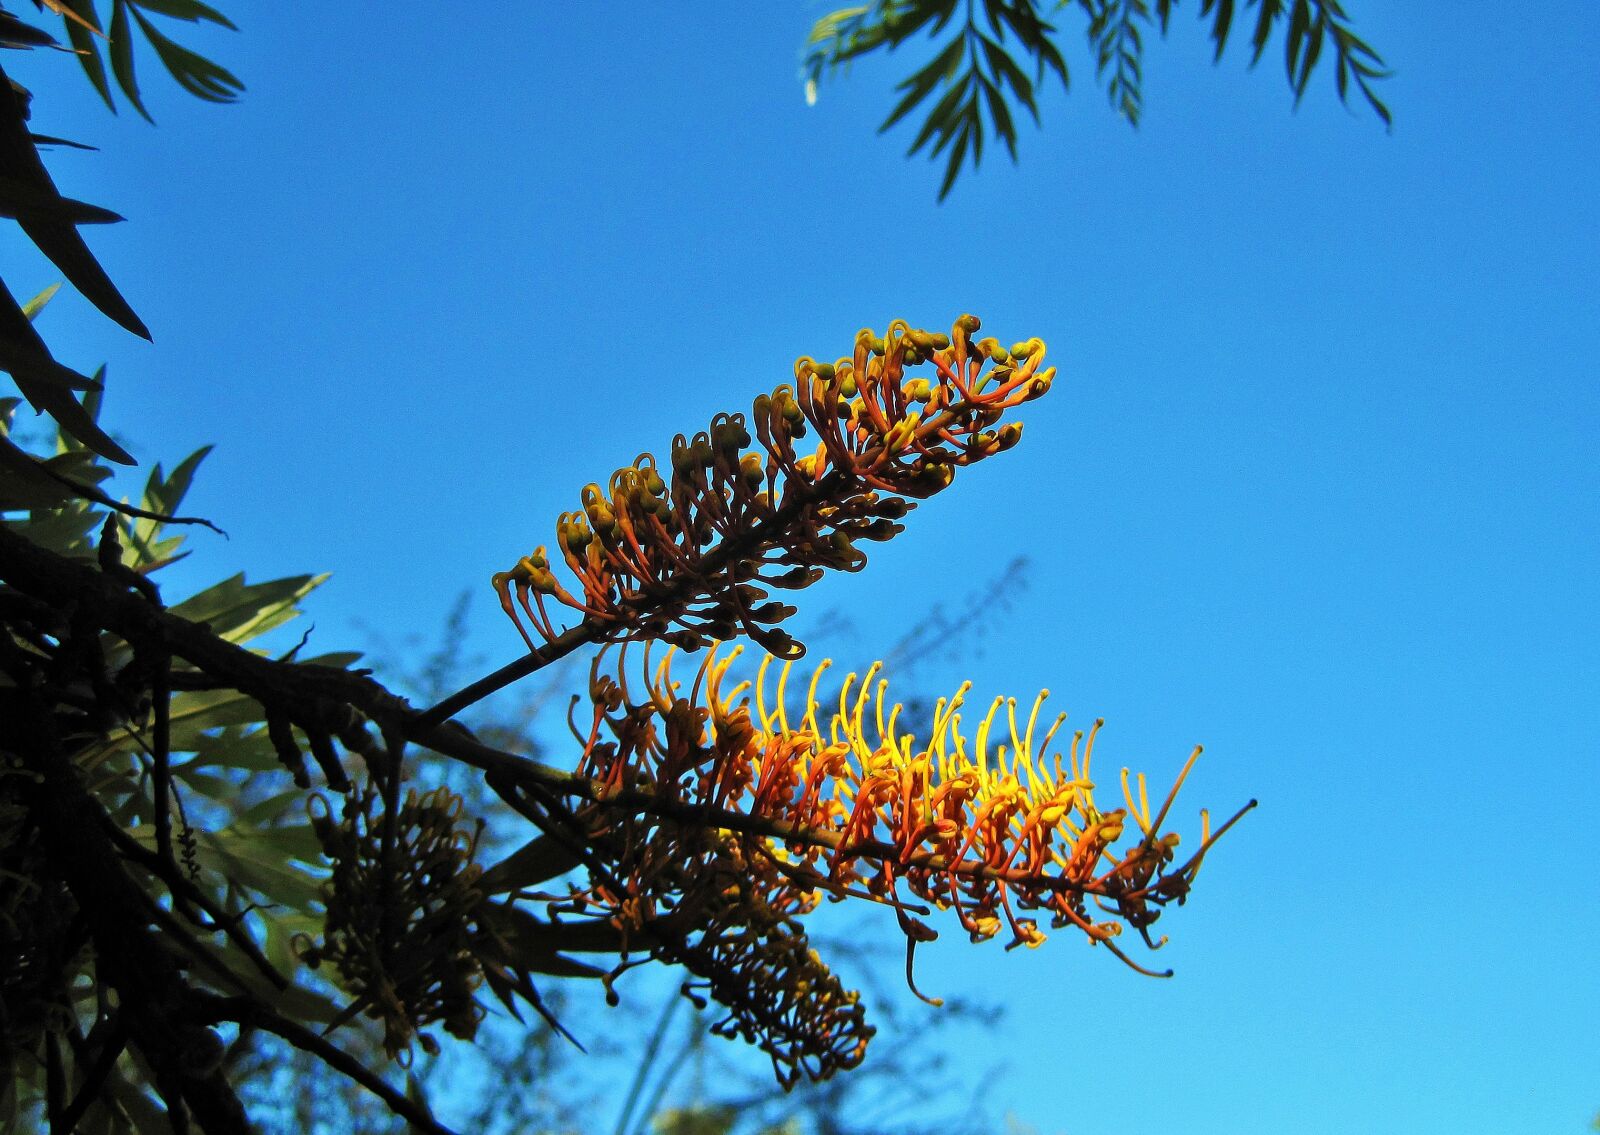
[565,637,1243,1032]
[706,645,745,726]
[755,651,776,733]
[722,677,753,716]
[1038,712,1068,771]
[1081,718,1105,786]
[974,696,1003,777]
[1006,696,1047,797]
[849,665,879,761]
[1146,745,1204,841]
[1022,691,1048,771]
[1186,809,1214,884]
[802,657,831,736]
[944,706,967,773]
[927,697,953,766]
[830,670,856,750]
[1121,767,1153,837]
[873,673,893,751]
[775,655,797,736]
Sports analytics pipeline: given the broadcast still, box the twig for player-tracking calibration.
[414,470,846,728]
[53,1015,128,1134]
[226,1004,464,1135]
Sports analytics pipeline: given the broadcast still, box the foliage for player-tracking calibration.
[803,0,1390,197]
[0,5,1275,1133]
[33,0,242,119]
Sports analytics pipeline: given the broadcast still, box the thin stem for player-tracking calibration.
[234,1005,462,1135]
[413,620,596,730]
[612,994,684,1135]
[414,470,847,729]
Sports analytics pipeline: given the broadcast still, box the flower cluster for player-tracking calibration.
[548,689,873,1086]
[304,783,488,1059]
[493,316,1053,660]
[562,644,1250,989]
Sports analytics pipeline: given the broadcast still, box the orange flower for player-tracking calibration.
[553,643,1253,1025]
[493,316,1053,660]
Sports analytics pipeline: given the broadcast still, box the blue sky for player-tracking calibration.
[5,4,1597,1132]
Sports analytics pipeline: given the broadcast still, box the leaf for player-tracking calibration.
[905,72,969,157]
[1249,0,1283,65]
[937,120,971,200]
[1285,0,1309,86]
[130,443,211,552]
[0,281,133,463]
[130,6,243,102]
[163,687,269,749]
[0,13,59,49]
[108,0,152,121]
[979,74,1017,161]
[153,444,210,512]
[132,0,237,28]
[298,650,363,669]
[1294,14,1325,102]
[1209,0,1234,62]
[27,132,98,152]
[176,726,284,773]
[0,177,125,225]
[199,827,324,909]
[167,571,325,645]
[879,34,963,134]
[480,901,626,960]
[0,431,76,507]
[20,286,59,326]
[479,834,585,893]
[981,34,1037,121]
[60,2,114,112]
[0,82,150,342]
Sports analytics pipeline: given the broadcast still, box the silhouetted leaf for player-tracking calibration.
[132,0,236,28]
[131,6,243,102]
[108,0,151,121]
[480,833,584,893]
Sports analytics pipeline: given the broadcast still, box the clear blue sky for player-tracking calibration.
[5,5,1596,1132]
